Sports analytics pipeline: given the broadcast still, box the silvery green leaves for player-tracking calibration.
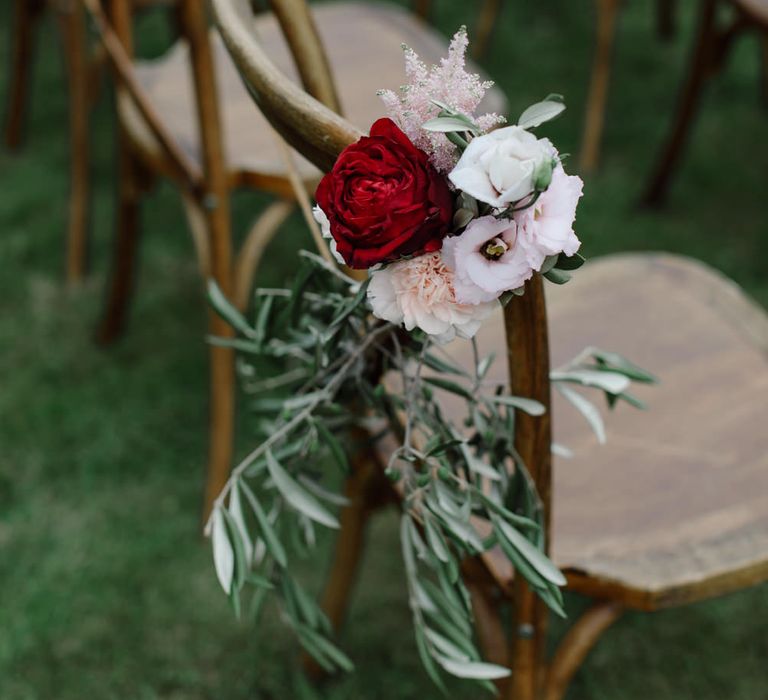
[541,251,586,285]
[552,346,657,444]
[206,256,571,691]
[517,94,566,129]
[422,100,481,150]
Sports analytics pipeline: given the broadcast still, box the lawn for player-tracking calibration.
[0,1,766,698]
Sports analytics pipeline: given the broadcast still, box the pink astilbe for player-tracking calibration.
[378,27,505,173]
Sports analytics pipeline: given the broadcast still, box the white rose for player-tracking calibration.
[448,126,552,208]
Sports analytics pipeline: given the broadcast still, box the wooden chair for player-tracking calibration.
[3,0,176,285]
[213,0,768,697]
[642,0,768,205]
[83,0,506,520]
[580,0,678,173]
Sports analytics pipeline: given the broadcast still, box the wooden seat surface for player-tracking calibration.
[437,253,768,610]
[119,1,507,191]
[734,0,768,24]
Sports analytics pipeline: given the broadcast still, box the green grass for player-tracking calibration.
[1,1,767,698]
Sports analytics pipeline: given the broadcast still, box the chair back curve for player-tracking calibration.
[211,0,554,526]
[210,0,362,172]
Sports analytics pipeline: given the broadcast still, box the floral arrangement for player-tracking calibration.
[205,28,654,692]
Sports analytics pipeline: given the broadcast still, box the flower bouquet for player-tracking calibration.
[205,28,654,690]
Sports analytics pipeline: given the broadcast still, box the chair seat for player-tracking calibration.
[734,0,768,25]
[425,254,768,610]
[119,1,507,193]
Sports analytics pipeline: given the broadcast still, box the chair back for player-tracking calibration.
[83,0,228,200]
[210,0,552,525]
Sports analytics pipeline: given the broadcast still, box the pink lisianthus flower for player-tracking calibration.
[441,216,543,304]
[367,252,497,344]
[515,164,584,266]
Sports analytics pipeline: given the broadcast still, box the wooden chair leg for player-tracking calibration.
[641,0,719,206]
[4,0,44,150]
[542,602,623,700]
[466,579,511,695]
[201,203,236,523]
[657,0,677,41]
[234,199,294,311]
[303,442,390,679]
[472,0,503,60]
[760,31,768,107]
[203,327,236,521]
[96,145,142,345]
[57,4,91,285]
[579,0,622,173]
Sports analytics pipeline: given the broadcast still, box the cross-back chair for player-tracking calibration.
[214,0,768,697]
[642,0,768,204]
[580,0,679,174]
[84,0,506,519]
[580,0,768,191]
[3,0,178,285]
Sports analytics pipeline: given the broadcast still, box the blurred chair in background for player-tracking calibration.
[643,0,768,204]
[414,0,503,59]
[83,0,505,519]
[3,0,177,285]
[213,2,768,699]
[580,0,678,173]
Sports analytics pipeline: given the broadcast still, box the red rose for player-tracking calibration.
[316,118,453,269]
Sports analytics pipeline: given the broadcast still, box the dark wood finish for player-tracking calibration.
[4,0,45,150]
[57,3,91,284]
[643,0,768,205]
[542,602,623,700]
[504,277,552,700]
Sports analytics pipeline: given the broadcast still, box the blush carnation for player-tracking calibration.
[367,252,497,344]
[515,164,584,266]
[441,216,543,304]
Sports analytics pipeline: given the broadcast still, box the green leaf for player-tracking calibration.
[222,507,249,591]
[228,481,253,566]
[476,352,496,380]
[425,439,465,458]
[590,348,658,384]
[424,629,471,663]
[431,507,484,553]
[551,369,630,394]
[556,384,606,444]
[298,475,350,507]
[239,481,287,567]
[423,376,474,401]
[299,626,354,673]
[314,421,349,473]
[266,450,340,529]
[544,268,572,285]
[423,513,451,563]
[540,254,560,275]
[422,115,480,134]
[492,514,566,586]
[423,352,469,377]
[211,506,235,594]
[490,394,546,416]
[518,99,566,129]
[414,626,448,692]
[207,280,255,339]
[437,657,511,680]
[555,252,586,270]
[253,294,274,345]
